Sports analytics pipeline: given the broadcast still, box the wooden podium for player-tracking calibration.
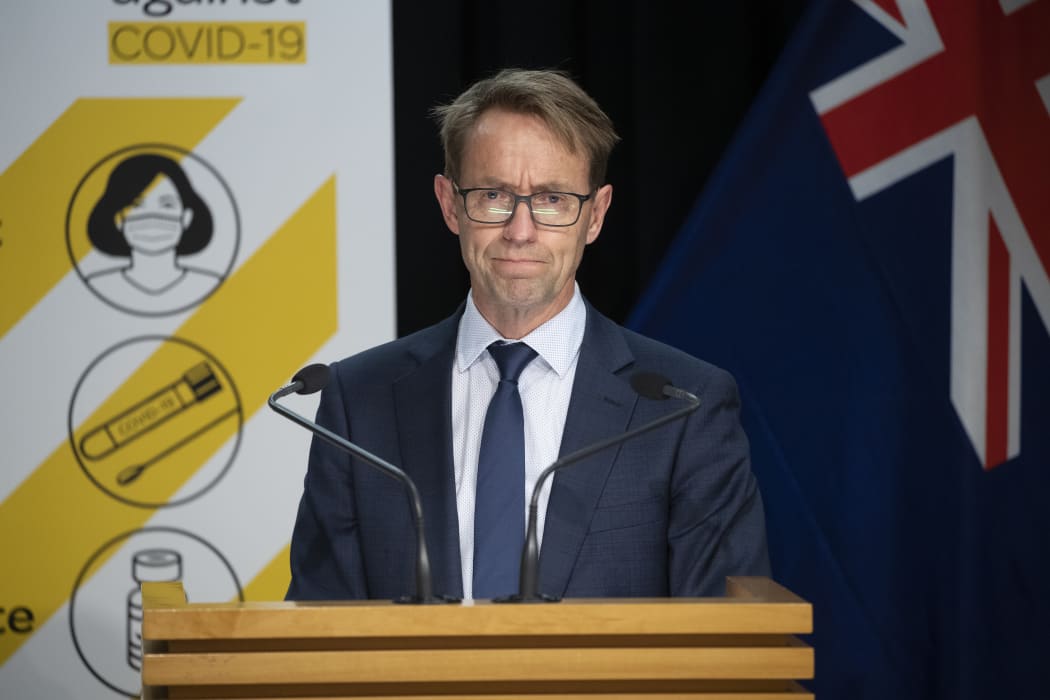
[141,577,813,699]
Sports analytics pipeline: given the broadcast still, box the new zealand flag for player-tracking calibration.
[629,1,1050,697]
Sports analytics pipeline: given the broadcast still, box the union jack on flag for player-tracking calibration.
[812,0,1050,469]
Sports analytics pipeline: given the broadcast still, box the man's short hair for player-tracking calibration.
[432,68,620,190]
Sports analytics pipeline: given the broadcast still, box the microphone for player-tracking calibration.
[272,363,331,399]
[510,371,701,603]
[268,364,453,605]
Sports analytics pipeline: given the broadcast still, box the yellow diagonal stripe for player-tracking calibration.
[0,98,239,339]
[242,542,292,602]
[0,177,338,666]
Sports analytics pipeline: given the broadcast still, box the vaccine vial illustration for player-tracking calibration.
[127,549,182,671]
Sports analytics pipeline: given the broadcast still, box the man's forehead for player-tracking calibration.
[460,109,589,186]
[469,108,577,152]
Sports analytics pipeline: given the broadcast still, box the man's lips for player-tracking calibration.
[491,256,547,269]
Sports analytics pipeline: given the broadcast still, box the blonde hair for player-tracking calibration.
[432,68,620,189]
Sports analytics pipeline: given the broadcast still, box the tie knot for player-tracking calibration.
[488,341,537,383]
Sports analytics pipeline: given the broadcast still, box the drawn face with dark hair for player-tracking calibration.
[88,153,214,258]
[80,150,228,315]
[117,174,195,255]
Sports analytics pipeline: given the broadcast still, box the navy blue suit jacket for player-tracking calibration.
[286,303,770,600]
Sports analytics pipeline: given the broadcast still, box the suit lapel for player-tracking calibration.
[392,314,464,599]
[539,307,637,597]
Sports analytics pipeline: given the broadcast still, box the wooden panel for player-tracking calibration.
[145,646,814,686]
[144,599,812,641]
[165,633,799,653]
[168,679,814,699]
[727,578,806,602]
[142,578,815,699]
[145,580,188,606]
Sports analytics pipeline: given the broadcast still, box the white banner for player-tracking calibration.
[0,1,395,697]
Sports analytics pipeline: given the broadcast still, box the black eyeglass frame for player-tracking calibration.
[453,183,595,227]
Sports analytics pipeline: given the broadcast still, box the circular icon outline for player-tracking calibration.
[67,335,243,509]
[66,142,241,318]
[68,525,244,698]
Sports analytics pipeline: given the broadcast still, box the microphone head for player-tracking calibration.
[292,363,330,395]
[630,371,671,400]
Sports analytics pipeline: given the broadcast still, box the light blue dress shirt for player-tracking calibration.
[452,285,587,599]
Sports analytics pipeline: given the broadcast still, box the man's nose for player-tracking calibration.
[503,199,537,242]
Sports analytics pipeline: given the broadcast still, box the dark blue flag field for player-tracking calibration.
[630,1,1050,697]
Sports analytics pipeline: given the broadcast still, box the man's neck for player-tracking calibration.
[474,298,574,340]
[471,280,580,339]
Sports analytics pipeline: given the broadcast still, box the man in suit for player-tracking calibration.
[287,69,770,601]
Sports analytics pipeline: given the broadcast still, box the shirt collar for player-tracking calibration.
[456,284,587,378]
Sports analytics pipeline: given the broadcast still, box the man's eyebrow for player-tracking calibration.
[531,181,580,193]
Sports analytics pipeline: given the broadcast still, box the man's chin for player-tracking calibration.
[494,282,567,315]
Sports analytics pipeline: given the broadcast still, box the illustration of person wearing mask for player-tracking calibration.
[86,153,222,314]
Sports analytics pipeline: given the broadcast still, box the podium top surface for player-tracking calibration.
[143,577,812,640]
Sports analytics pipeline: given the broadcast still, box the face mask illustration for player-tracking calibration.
[120,211,189,254]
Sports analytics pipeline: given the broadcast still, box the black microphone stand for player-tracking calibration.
[506,379,701,603]
[269,377,455,605]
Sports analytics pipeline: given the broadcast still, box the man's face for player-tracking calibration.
[435,109,611,331]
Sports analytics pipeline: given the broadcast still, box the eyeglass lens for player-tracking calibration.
[464,190,581,225]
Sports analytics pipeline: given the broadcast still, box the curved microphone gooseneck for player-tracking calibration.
[269,364,451,604]
[511,372,701,602]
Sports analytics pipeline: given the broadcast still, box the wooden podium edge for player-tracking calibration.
[142,577,814,699]
[143,578,812,641]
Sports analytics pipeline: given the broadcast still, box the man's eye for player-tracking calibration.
[483,190,503,200]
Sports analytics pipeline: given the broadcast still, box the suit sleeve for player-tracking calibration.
[668,367,771,596]
[285,375,370,600]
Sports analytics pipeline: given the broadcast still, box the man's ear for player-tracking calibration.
[434,174,461,235]
[584,184,613,245]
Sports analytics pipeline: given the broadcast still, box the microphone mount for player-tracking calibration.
[269,364,455,605]
[505,372,701,603]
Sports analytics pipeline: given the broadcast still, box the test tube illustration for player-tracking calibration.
[79,362,223,461]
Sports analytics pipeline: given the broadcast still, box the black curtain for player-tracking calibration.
[393,1,807,336]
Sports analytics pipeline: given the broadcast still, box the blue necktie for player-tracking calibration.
[473,341,537,599]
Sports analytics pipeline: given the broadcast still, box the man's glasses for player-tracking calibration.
[454,184,593,227]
